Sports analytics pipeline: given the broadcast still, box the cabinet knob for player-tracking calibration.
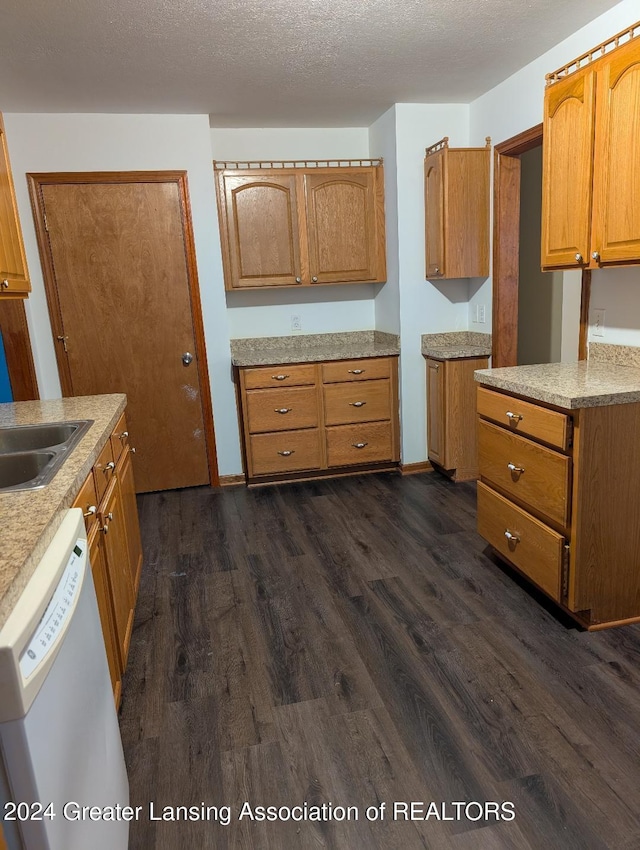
[311,276,318,283]
[83,505,97,518]
[507,462,525,475]
[349,401,366,407]
[118,430,129,441]
[575,253,583,264]
[434,267,440,274]
[182,352,193,366]
[295,277,302,283]
[105,461,116,473]
[592,251,600,262]
[352,442,368,449]
[1,279,8,289]
[277,450,294,457]
[504,530,520,544]
[506,411,523,423]
[130,446,136,454]
[272,374,289,381]
[274,407,292,414]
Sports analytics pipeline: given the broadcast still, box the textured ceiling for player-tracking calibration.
[0,0,623,126]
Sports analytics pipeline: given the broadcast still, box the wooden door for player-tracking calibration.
[541,67,596,269]
[0,114,30,295]
[424,149,445,277]
[31,175,215,492]
[426,358,446,466]
[304,169,378,283]
[591,38,640,265]
[88,523,123,705]
[221,173,303,288]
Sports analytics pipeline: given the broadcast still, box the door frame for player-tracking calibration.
[492,124,590,365]
[27,170,219,486]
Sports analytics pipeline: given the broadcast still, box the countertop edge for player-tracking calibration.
[474,372,640,409]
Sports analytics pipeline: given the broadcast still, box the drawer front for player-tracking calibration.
[246,386,319,434]
[249,429,322,476]
[477,386,570,450]
[478,419,571,527]
[326,421,394,467]
[73,473,99,532]
[243,363,317,390]
[477,481,565,601]
[110,411,129,464]
[324,379,391,426]
[322,357,392,384]
[93,439,116,503]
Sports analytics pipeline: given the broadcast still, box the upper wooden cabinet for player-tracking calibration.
[214,161,386,290]
[542,27,640,270]
[424,137,491,280]
[0,114,30,297]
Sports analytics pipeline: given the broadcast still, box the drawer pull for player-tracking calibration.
[104,461,116,473]
[507,462,525,475]
[504,530,520,544]
[506,411,523,423]
[352,442,368,449]
[349,401,367,407]
[83,505,97,518]
[274,407,292,414]
[277,450,295,457]
[117,430,129,440]
[348,369,365,375]
[272,374,290,381]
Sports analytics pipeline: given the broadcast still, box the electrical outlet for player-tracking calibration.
[478,304,486,324]
[291,314,302,332]
[592,308,605,337]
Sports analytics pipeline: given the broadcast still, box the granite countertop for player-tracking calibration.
[231,331,400,367]
[475,361,640,409]
[0,394,126,631]
[422,331,492,360]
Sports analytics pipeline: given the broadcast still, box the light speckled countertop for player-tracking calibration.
[475,361,640,409]
[0,394,126,631]
[422,331,491,360]
[231,331,400,367]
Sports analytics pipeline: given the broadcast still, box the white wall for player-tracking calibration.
[211,126,380,339]
[4,113,243,476]
[469,0,640,352]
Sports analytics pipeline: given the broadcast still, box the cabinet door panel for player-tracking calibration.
[224,174,302,288]
[592,39,640,264]
[118,449,143,594]
[426,359,446,466]
[304,170,378,283]
[0,116,30,294]
[424,150,445,278]
[541,68,595,269]
[89,525,122,705]
[101,479,135,672]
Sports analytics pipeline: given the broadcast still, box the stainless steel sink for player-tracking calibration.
[0,420,93,492]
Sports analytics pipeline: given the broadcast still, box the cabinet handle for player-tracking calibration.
[434,267,440,275]
[277,450,295,457]
[352,442,368,449]
[311,276,318,283]
[130,446,136,454]
[295,277,302,283]
[104,461,116,473]
[506,411,523,422]
[274,408,292,414]
[504,530,520,544]
[575,253,583,264]
[592,251,600,262]
[83,505,97,518]
[272,374,290,381]
[1,279,8,289]
[507,462,525,475]
[348,369,365,375]
[117,430,129,441]
[349,401,366,407]
[102,511,114,534]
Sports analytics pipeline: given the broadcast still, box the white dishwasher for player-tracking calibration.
[0,509,129,850]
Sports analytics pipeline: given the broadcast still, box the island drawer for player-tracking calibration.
[477,386,570,451]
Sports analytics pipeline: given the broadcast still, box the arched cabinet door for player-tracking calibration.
[592,37,640,265]
[541,66,596,270]
[222,173,302,288]
[303,169,382,284]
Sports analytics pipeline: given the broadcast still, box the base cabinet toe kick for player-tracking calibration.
[476,384,640,630]
[237,356,400,484]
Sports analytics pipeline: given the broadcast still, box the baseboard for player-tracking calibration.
[400,461,433,475]
[219,473,246,487]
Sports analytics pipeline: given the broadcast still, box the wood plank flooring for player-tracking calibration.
[119,472,640,849]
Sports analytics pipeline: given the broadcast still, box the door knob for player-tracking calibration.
[182,352,193,366]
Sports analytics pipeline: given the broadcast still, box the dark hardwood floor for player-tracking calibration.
[119,472,640,849]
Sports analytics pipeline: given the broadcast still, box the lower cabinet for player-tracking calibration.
[73,410,142,705]
[426,355,489,481]
[237,356,400,482]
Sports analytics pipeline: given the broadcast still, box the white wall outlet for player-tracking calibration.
[592,308,605,337]
[291,314,302,332]
[478,304,486,324]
